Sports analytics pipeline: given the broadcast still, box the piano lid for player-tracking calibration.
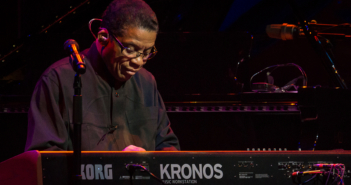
[144,31,253,96]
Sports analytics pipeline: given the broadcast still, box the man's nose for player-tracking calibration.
[130,56,144,68]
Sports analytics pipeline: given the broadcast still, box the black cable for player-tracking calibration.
[301,174,317,185]
[126,164,134,185]
[325,166,333,185]
[293,165,345,185]
[126,164,165,185]
[330,175,339,185]
[335,166,345,185]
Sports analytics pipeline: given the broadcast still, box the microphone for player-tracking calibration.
[266,23,300,40]
[266,22,351,40]
[64,39,86,74]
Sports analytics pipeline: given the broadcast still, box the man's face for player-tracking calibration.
[102,27,157,83]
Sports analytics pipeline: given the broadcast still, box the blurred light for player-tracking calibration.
[219,0,263,31]
[176,14,182,21]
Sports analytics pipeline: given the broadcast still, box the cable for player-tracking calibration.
[312,164,345,185]
[233,34,253,82]
[302,174,317,185]
[126,164,165,185]
[250,64,282,91]
[250,63,307,91]
[325,166,333,185]
[88,18,102,39]
[292,164,346,185]
[292,170,324,185]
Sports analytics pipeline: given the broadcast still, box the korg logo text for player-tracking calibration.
[81,164,113,180]
[160,164,223,179]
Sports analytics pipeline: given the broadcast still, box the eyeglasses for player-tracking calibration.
[110,33,157,60]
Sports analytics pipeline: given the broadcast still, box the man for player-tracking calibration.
[25,0,180,151]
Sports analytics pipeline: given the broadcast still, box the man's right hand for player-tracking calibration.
[122,145,146,151]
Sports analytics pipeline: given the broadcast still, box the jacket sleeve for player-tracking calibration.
[25,75,72,151]
[154,91,181,151]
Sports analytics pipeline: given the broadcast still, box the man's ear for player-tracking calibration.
[97,28,110,46]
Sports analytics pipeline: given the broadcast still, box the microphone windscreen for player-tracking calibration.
[266,24,298,40]
[266,24,283,39]
[64,39,79,52]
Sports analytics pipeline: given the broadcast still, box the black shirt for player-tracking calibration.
[25,43,180,151]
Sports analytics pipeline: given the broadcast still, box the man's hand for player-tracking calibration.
[122,145,146,151]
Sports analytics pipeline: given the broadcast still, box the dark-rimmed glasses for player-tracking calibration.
[110,33,157,60]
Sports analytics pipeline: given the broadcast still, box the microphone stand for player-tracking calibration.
[287,0,348,89]
[64,39,86,185]
[70,55,86,185]
[72,72,83,185]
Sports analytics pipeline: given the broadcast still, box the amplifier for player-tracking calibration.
[0,150,350,185]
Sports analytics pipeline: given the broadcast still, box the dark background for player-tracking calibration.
[1,0,351,161]
[1,0,351,94]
